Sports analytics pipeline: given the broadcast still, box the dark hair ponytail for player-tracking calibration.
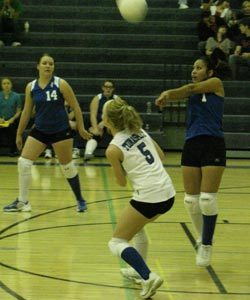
[199,56,231,80]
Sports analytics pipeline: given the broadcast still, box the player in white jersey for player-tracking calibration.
[103,99,175,299]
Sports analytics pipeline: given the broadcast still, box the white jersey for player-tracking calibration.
[110,129,175,203]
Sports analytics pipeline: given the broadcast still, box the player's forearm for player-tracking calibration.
[167,84,192,100]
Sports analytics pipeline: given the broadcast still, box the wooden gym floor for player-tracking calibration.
[0,152,250,300]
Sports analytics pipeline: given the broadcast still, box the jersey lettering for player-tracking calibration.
[137,142,154,164]
[46,90,58,101]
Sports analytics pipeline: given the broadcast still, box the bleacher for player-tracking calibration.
[1,0,249,156]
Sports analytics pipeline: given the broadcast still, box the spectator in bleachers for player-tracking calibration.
[228,17,250,79]
[197,10,218,54]
[200,0,215,10]
[0,77,22,155]
[237,1,250,19]
[205,24,233,62]
[84,80,122,161]
[0,0,23,46]
[210,0,233,25]
[228,0,250,42]
[178,0,189,9]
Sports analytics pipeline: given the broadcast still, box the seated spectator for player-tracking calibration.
[178,0,188,9]
[84,80,122,161]
[206,24,233,61]
[197,10,217,54]
[200,0,215,10]
[210,0,233,26]
[0,77,22,155]
[0,0,23,47]
[228,1,250,42]
[237,1,250,20]
[228,17,250,79]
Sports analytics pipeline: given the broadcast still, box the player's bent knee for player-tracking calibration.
[134,229,148,244]
[184,193,200,214]
[108,237,130,257]
[199,192,218,216]
[18,157,33,175]
[60,161,78,178]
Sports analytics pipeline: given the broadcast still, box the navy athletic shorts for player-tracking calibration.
[29,127,74,146]
[181,135,226,167]
[130,197,175,219]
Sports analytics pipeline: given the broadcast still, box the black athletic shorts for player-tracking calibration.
[181,135,226,167]
[29,127,74,146]
[130,197,175,219]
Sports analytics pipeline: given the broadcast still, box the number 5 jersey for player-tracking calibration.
[110,129,175,203]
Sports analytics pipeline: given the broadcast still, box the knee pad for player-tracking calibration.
[134,229,148,246]
[18,157,33,175]
[108,237,130,257]
[199,192,218,216]
[184,194,201,214]
[133,229,148,260]
[60,161,78,179]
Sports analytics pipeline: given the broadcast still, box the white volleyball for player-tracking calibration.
[117,0,148,24]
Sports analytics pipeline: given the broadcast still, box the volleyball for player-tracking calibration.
[116,0,148,24]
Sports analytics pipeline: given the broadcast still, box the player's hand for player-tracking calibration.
[89,127,101,136]
[79,129,92,140]
[16,134,23,150]
[155,91,170,107]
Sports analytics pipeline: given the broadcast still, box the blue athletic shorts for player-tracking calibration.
[181,135,226,167]
[29,127,74,146]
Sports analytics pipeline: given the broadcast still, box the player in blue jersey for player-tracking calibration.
[103,99,175,299]
[3,53,92,213]
[83,80,122,161]
[155,56,230,267]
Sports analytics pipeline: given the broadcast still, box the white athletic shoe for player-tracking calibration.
[3,199,32,212]
[140,272,163,299]
[196,244,212,267]
[83,153,94,161]
[44,149,52,159]
[72,148,80,159]
[11,41,22,47]
[179,3,189,9]
[120,267,142,284]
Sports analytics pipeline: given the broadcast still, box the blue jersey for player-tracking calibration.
[96,93,118,122]
[31,76,69,134]
[186,92,224,140]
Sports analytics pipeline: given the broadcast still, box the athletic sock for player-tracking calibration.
[202,214,217,245]
[121,247,150,280]
[67,174,83,201]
